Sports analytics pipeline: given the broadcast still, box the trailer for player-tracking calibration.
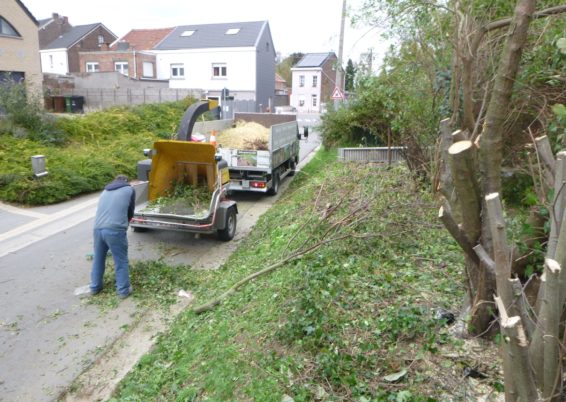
[193,113,301,195]
[131,141,237,241]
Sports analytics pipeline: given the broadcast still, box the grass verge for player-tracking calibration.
[101,149,501,401]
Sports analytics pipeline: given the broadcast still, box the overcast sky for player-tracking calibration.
[22,0,387,66]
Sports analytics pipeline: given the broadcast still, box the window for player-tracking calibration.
[98,35,104,44]
[225,28,240,35]
[142,62,154,78]
[181,30,195,37]
[312,76,318,87]
[171,63,185,78]
[299,97,305,107]
[212,63,227,78]
[299,75,305,87]
[115,62,129,76]
[49,55,53,69]
[312,95,317,107]
[0,17,20,37]
[86,62,99,72]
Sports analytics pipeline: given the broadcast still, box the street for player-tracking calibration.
[0,120,320,401]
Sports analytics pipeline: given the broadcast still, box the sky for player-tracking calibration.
[22,0,388,67]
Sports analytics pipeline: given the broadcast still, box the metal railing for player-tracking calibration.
[337,147,405,163]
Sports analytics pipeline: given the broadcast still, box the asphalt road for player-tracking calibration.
[0,120,320,401]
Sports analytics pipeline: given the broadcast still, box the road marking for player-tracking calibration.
[0,202,47,218]
[0,197,99,243]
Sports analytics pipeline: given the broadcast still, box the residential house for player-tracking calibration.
[152,21,276,111]
[290,52,337,113]
[275,73,287,95]
[40,23,117,75]
[38,13,72,49]
[0,0,42,94]
[78,28,174,80]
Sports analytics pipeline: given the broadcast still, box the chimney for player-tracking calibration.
[52,12,59,19]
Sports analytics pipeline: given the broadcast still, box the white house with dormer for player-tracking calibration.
[152,21,275,111]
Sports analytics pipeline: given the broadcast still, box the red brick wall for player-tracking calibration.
[68,26,116,72]
[39,14,72,49]
[79,51,157,79]
[321,55,337,103]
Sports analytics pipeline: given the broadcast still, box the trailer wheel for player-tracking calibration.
[267,171,280,196]
[217,207,237,241]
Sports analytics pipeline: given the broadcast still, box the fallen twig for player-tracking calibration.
[192,233,379,314]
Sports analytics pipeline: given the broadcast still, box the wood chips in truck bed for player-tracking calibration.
[217,121,269,150]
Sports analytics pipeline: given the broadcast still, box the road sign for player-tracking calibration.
[331,86,344,100]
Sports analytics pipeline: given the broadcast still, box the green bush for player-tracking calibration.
[0,81,67,145]
[0,99,195,205]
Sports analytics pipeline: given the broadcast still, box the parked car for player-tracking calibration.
[274,106,297,115]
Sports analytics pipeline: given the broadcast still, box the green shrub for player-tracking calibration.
[0,99,195,205]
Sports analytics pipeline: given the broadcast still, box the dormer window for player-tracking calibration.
[181,30,195,37]
[225,28,240,35]
[0,16,20,37]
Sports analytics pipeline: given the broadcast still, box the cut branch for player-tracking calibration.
[534,135,556,176]
[495,296,539,402]
[192,233,378,314]
[449,141,481,242]
[542,259,561,400]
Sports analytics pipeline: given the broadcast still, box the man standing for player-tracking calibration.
[90,174,135,298]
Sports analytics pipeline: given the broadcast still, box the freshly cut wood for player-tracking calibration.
[542,259,561,400]
[534,136,556,176]
[495,296,539,402]
[217,121,269,150]
[448,141,481,242]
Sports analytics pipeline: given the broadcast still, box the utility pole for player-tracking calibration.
[335,0,346,92]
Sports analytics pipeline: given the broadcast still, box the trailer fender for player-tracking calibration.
[214,201,238,229]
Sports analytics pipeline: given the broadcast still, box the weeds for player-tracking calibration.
[108,150,485,401]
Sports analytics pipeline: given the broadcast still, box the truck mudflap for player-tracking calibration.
[214,200,238,229]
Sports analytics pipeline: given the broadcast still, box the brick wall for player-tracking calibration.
[79,51,157,79]
[321,55,337,103]
[68,26,116,72]
[38,14,72,49]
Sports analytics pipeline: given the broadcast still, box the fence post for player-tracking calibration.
[159,88,162,103]
[143,88,146,104]
[100,89,103,108]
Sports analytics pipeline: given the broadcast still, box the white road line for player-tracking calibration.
[0,202,47,219]
[0,197,99,243]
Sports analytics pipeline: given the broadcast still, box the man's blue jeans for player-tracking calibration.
[90,228,131,296]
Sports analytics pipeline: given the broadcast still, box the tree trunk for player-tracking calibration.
[478,0,536,196]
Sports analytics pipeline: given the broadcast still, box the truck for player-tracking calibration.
[192,112,301,195]
[131,101,238,240]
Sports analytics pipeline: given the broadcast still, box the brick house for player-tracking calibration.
[290,52,337,113]
[38,13,72,49]
[0,0,42,95]
[78,28,174,80]
[39,23,117,75]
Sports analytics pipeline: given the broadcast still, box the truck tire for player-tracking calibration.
[267,170,280,196]
[217,207,237,241]
[288,159,297,176]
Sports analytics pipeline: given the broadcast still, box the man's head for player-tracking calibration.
[115,174,129,182]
